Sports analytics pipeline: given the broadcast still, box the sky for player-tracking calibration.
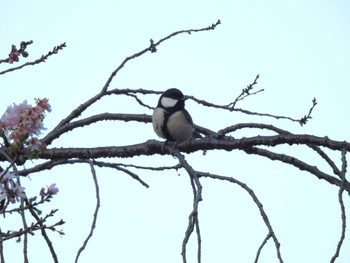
[1,0,350,262]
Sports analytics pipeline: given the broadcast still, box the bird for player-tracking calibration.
[152,88,194,143]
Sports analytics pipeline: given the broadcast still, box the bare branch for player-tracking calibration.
[187,87,317,125]
[42,21,221,147]
[330,148,347,262]
[100,20,220,93]
[20,199,29,263]
[0,43,66,75]
[198,172,283,263]
[0,230,4,263]
[92,160,149,188]
[244,146,346,190]
[75,160,101,263]
[42,113,151,145]
[230,74,262,109]
[27,205,59,263]
[172,149,202,263]
[18,158,150,188]
[255,233,272,263]
[1,210,64,242]
[308,145,341,177]
[217,123,342,177]
[299,98,317,126]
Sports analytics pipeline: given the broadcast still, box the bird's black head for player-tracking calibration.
[162,88,184,100]
[158,88,186,111]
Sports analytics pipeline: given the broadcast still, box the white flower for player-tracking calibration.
[0,171,16,184]
[0,184,7,201]
[12,185,26,202]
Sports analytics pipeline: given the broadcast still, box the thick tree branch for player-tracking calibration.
[244,146,346,190]
[34,135,350,161]
[330,148,347,262]
[218,123,342,176]
[42,113,150,145]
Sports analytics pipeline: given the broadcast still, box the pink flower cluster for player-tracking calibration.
[40,183,59,200]
[0,98,51,148]
[8,44,29,64]
[0,171,59,206]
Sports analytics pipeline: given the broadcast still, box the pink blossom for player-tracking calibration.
[8,50,19,63]
[1,100,31,128]
[47,183,59,195]
[26,137,45,151]
[35,98,52,112]
[0,98,51,145]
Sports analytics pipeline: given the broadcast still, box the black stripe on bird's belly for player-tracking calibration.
[161,110,175,141]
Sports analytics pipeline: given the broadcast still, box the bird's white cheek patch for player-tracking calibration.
[161,97,178,108]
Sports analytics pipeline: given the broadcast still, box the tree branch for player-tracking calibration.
[198,172,284,263]
[42,20,221,147]
[75,160,101,263]
[330,148,347,262]
[27,206,59,263]
[0,43,66,75]
[172,149,202,263]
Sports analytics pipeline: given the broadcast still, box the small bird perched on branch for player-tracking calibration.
[152,88,194,142]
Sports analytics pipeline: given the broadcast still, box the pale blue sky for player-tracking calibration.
[1,1,350,262]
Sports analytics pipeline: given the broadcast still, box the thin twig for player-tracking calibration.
[18,158,181,176]
[188,94,317,126]
[299,98,317,126]
[1,210,64,242]
[254,233,272,263]
[0,228,5,263]
[93,160,149,188]
[18,158,150,188]
[0,43,66,75]
[27,206,59,263]
[20,195,29,263]
[230,74,261,109]
[5,157,30,263]
[75,160,101,263]
[172,149,202,263]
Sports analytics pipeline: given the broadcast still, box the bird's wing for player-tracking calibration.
[183,109,193,125]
